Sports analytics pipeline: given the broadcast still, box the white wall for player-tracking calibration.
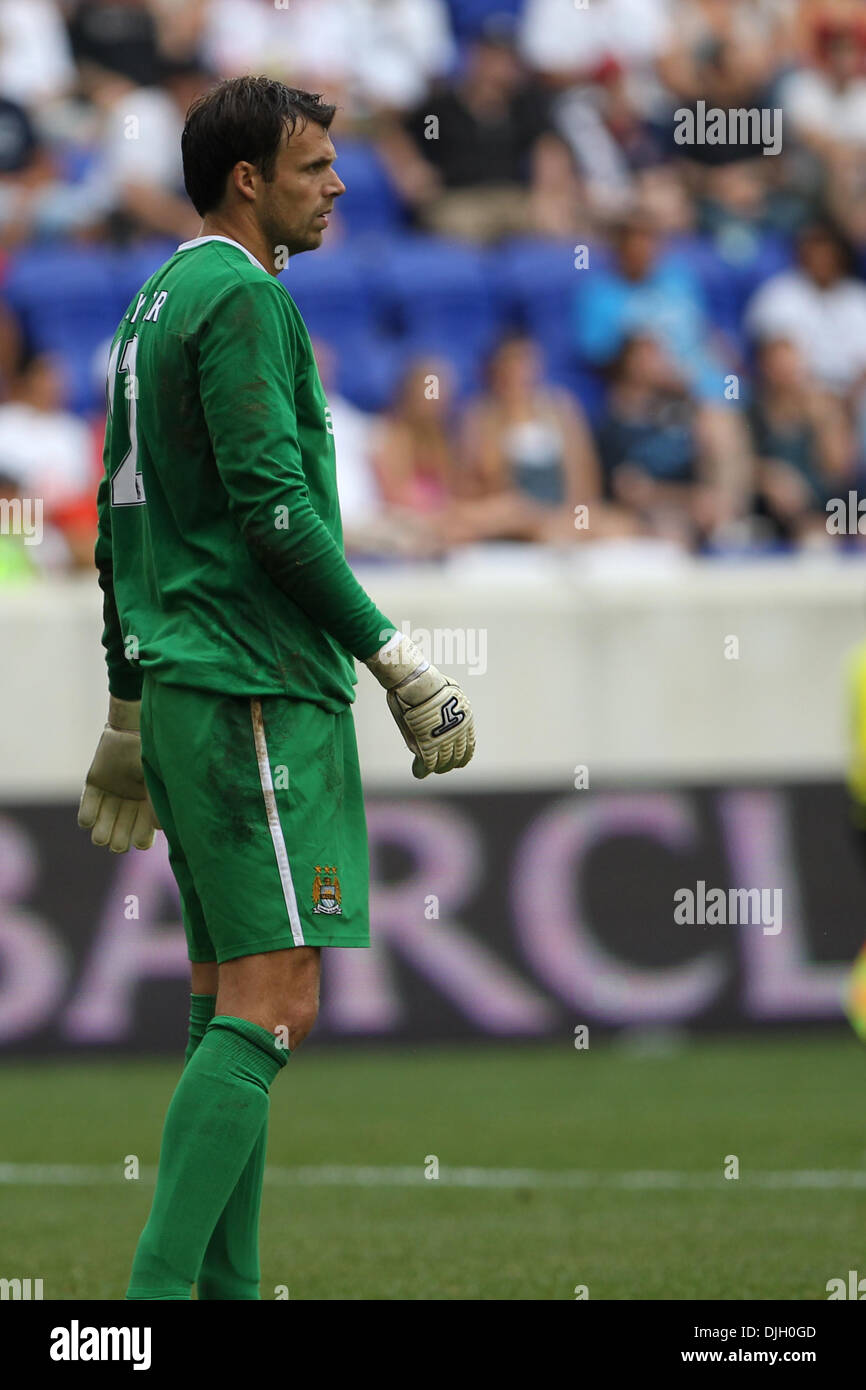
[1,547,864,799]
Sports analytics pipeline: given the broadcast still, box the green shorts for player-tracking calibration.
[140,678,371,963]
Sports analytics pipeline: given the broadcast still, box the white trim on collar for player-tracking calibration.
[175,235,272,276]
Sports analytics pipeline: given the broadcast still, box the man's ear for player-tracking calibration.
[231,160,258,204]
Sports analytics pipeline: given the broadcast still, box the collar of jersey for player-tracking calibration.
[175,235,272,276]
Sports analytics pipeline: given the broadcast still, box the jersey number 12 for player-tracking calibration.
[107,335,146,507]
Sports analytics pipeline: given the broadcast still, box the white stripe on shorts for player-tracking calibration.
[250,697,305,946]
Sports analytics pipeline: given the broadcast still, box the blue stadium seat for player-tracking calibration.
[110,240,177,315]
[3,246,121,413]
[446,0,524,40]
[331,139,406,235]
[56,142,100,187]
[494,237,600,379]
[280,242,377,343]
[396,333,486,403]
[489,238,614,421]
[280,243,395,408]
[669,231,793,341]
[364,234,505,367]
[337,334,409,413]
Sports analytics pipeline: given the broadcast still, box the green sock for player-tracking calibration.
[183,992,217,1067]
[185,995,279,1301]
[126,1015,287,1300]
[197,1112,270,1300]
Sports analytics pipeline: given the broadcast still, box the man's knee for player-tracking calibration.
[216,946,321,1048]
[278,995,319,1051]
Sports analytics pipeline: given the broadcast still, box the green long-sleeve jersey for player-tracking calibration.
[96,235,396,710]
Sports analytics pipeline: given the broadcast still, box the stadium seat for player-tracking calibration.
[281,242,377,343]
[3,246,122,413]
[110,240,178,317]
[280,243,398,409]
[364,234,505,365]
[445,0,523,40]
[337,334,410,413]
[494,237,607,380]
[670,231,793,341]
[330,139,406,235]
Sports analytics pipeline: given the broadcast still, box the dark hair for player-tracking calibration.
[182,76,336,216]
[797,217,855,273]
[481,332,537,388]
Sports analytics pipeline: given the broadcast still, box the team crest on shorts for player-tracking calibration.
[312,865,342,915]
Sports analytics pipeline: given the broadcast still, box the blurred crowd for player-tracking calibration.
[3,0,866,575]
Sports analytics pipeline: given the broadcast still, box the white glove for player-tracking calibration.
[78,696,160,852]
[364,633,475,779]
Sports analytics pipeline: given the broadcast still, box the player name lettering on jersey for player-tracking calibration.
[128,290,169,324]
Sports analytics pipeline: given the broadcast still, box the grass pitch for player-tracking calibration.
[1,1034,863,1300]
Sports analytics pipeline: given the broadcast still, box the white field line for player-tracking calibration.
[0,1163,864,1190]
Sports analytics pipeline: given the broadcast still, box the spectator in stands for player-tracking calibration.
[0,0,861,568]
[542,59,675,224]
[574,208,732,398]
[206,0,353,113]
[696,159,801,243]
[458,333,624,543]
[200,0,295,78]
[0,300,22,393]
[370,352,549,547]
[0,0,75,109]
[370,335,631,547]
[90,55,210,241]
[312,337,446,560]
[348,0,457,114]
[0,348,96,564]
[519,0,672,101]
[779,9,866,155]
[377,15,579,242]
[0,97,49,248]
[745,220,866,401]
[659,0,780,113]
[596,332,752,548]
[151,0,211,65]
[200,0,455,117]
[747,335,853,542]
[66,0,166,88]
[660,8,785,173]
[372,355,466,513]
[778,7,866,244]
[0,95,107,246]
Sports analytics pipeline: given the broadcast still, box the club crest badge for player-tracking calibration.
[312,864,342,915]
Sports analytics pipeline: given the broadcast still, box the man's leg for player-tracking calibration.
[129,684,368,1300]
[184,960,219,1058]
[126,947,320,1300]
[182,962,270,1299]
[193,952,322,1301]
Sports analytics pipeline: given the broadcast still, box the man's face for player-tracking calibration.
[618,225,657,281]
[800,233,843,287]
[826,33,860,83]
[256,119,345,258]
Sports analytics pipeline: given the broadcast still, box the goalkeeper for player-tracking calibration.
[77,76,474,1301]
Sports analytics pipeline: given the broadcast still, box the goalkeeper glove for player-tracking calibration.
[364,632,475,779]
[78,696,160,852]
